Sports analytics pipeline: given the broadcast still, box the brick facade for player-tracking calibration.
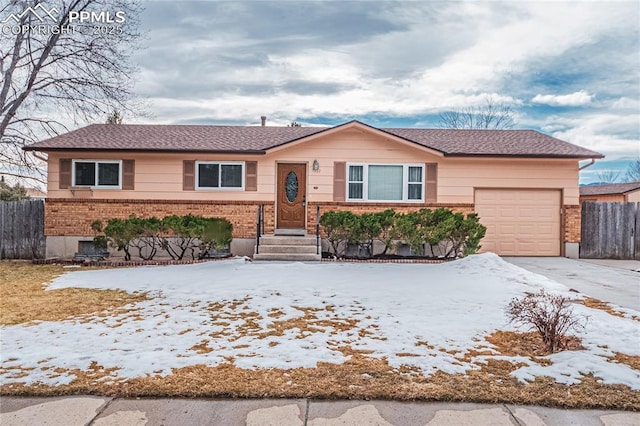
[46,199,580,247]
[45,199,275,238]
[563,204,581,244]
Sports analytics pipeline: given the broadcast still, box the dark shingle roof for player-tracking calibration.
[580,182,640,196]
[23,121,603,159]
[24,124,324,153]
[381,128,602,158]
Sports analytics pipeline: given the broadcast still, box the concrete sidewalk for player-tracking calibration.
[1,396,638,426]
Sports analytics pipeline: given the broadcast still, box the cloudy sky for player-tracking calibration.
[131,0,639,183]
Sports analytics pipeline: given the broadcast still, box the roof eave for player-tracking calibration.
[22,147,267,155]
[443,153,605,159]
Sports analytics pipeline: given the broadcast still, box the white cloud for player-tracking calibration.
[611,97,640,111]
[138,1,636,122]
[107,2,640,163]
[531,90,594,106]
[537,113,640,160]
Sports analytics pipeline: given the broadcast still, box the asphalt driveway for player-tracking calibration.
[504,257,640,311]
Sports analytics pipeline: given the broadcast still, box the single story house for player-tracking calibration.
[24,120,603,259]
[579,182,640,203]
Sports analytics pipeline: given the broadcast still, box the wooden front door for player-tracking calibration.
[277,163,306,229]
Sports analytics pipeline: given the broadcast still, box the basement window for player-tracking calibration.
[72,160,121,188]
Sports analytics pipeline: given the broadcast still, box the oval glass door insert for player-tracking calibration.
[285,171,298,203]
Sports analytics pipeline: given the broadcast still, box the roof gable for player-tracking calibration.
[265,120,446,156]
[23,120,604,159]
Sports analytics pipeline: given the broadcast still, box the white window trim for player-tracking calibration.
[346,163,425,202]
[195,161,245,191]
[72,159,122,189]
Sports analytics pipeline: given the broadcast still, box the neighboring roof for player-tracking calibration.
[23,120,604,159]
[25,187,47,198]
[580,182,640,196]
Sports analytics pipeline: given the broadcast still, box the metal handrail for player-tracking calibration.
[256,205,262,254]
[316,205,320,255]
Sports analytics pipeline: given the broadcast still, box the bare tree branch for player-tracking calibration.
[0,170,45,185]
[439,96,517,130]
[596,170,621,184]
[0,0,144,183]
[625,158,640,182]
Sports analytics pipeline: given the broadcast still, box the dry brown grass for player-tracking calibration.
[2,324,638,409]
[0,261,147,325]
[486,330,584,357]
[2,351,638,410]
[610,353,640,371]
[190,341,213,354]
[581,297,640,321]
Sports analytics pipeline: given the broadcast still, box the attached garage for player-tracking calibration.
[475,189,561,256]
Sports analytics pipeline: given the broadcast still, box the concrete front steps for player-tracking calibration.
[253,235,321,261]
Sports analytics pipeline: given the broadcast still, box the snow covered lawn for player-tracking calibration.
[1,254,638,407]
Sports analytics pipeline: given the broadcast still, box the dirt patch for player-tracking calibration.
[0,261,147,325]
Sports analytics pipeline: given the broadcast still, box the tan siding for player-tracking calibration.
[438,159,579,205]
[263,128,441,203]
[48,152,270,201]
[47,130,441,202]
[46,130,580,206]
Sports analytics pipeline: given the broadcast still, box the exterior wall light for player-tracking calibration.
[312,159,320,172]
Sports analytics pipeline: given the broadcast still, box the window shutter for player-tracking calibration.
[333,162,346,201]
[59,159,72,189]
[245,161,257,191]
[425,163,438,203]
[183,160,195,191]
[122,160,135,190]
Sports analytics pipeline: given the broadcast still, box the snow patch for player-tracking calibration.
[1,253,638,389]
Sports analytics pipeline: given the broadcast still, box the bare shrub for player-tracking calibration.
[506,290,585,354]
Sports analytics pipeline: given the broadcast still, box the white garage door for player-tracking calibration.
[475,189,561,256]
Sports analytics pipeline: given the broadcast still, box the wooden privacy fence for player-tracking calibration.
[0,200,46,259]
[580,201,640,260]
